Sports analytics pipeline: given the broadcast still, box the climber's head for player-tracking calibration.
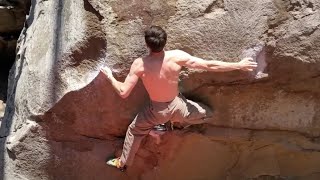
[144,26,167,53]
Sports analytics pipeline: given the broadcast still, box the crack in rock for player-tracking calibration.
[84,0,104,21]
[203,0,225,14]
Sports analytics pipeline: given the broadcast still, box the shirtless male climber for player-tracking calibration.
[101,26,257,170]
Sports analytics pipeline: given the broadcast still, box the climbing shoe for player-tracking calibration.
[106,157,126,172]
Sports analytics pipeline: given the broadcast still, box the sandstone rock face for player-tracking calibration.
[1,0,320,179]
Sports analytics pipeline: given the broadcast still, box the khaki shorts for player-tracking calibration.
[120,93,213,166]
[139,93,213,127]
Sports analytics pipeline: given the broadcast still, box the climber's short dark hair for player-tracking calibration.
[144,26,167,53]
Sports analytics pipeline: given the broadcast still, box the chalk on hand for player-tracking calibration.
[241,43,268,80]
[241,44,264,61]
[100,65,113,79]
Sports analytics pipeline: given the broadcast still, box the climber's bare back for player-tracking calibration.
[135,50,185,102]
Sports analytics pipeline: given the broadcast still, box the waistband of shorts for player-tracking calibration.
[150,93,182,105]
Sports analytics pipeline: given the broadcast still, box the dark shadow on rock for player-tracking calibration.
[40,72,148,141]
[83,0,104,21]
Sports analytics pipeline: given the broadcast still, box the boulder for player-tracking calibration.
[0,0,320,179]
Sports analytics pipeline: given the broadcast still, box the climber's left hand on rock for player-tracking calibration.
[101,66,113,79]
